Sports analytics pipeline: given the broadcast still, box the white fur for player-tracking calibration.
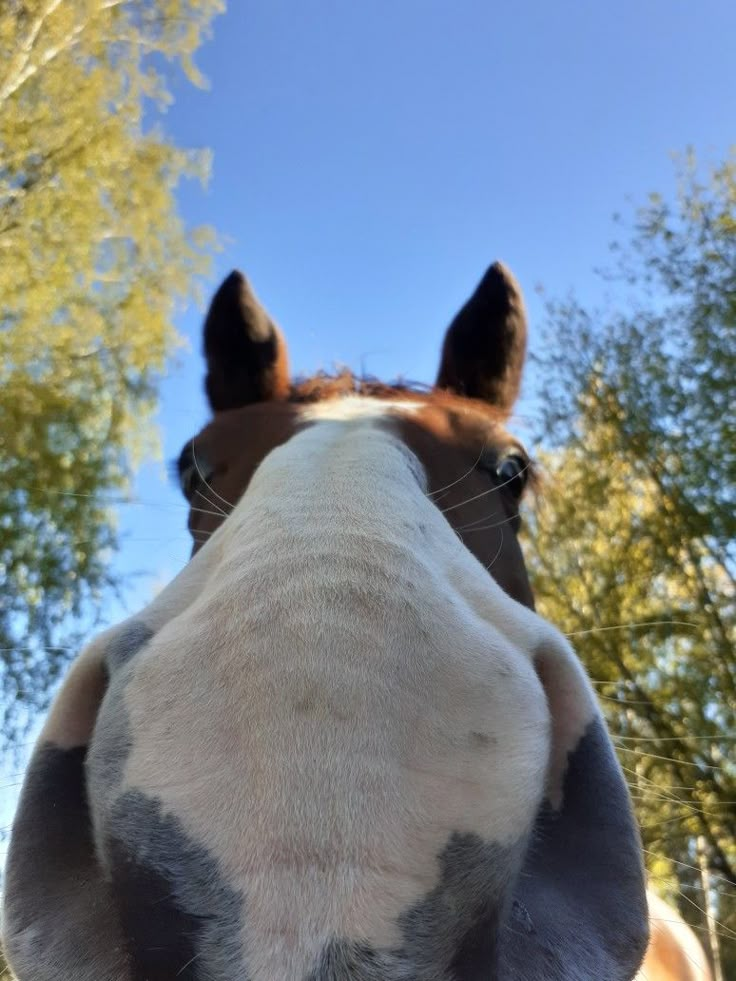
[301,394,423,421]
[112,411,571,979]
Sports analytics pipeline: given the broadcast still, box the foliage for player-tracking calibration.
[526,151,736,975]
[0,0,223,743]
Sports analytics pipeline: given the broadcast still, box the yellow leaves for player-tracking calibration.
[0,0,223,743]
[525,413,735,944]
[0,1,224,108]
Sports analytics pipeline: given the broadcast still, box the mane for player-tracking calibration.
[287,368,507,422]
[287,369,430,403]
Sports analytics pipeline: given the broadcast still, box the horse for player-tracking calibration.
[636,891,714,981]
[3,262,651,980]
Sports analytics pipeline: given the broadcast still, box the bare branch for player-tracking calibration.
[0,0,66,103]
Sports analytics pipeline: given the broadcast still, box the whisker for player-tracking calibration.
[0,646,75,653]
[191,479,228,518]
[456,512,522,534]
[441,459,534,514]
[638,812,710,831]
[614,733,736,743]
[191,443,234,514]
[675,889,736,943]
[177,952,202,976]
[453,510,501,531]
[634,793,733,820]
[194,493,228,519]
[645,911,731,970]
[596,693,663,706]
[628,779,705,792]
[641,848,733,887]
[565,620,698,638]
[624,777,689,802]
[622,747,728,771]
[589,679,643,687]
[187,505,231,520]
[427,443,487,499]
[619,766,726,818]
[621,771,701,811]
[485,527,505,571]
[646,878,724,897]
[27,489,191,509]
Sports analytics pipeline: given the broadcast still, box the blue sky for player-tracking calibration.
[115,0,736,609]
[2,0,735,848]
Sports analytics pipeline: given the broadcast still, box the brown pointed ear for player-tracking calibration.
[203,270,290,412]
[436,261,527,413]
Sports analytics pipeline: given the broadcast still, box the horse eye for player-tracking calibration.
[496,453,529,498]
[179,454,215,500]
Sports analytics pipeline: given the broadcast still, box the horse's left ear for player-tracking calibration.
[436,261,527,414]
[203,271,290,412]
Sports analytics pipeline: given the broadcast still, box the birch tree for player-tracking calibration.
[0,0,223,741]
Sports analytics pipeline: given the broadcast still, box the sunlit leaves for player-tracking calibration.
[0,0,223,744]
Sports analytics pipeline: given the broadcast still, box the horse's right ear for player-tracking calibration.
[203,271,290,412]
[435,262,527,415]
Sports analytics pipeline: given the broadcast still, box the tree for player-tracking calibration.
[0,0,223,744]
[526,152,736,976]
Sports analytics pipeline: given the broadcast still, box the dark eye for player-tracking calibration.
[176,444,215,500]
[495,453,529,498]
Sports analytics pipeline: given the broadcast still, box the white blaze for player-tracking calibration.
[118,401,557,979]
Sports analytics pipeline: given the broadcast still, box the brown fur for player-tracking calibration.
[436,262,527,411]
[204,271,290,410]
[636,892,713,981]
